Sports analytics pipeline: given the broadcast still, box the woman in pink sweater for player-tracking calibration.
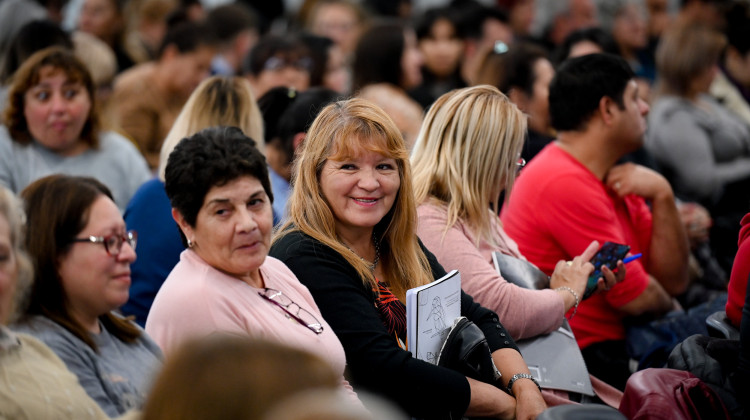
[145,126,356,400]
[412,85,624,340]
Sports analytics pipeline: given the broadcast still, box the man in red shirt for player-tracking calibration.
[501,53,689,390]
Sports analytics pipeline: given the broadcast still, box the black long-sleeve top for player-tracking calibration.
[270,231,518,419]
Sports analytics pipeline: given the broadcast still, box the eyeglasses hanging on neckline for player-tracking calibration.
[258,288,324,335]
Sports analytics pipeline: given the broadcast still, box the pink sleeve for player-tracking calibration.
[417,205,565,340]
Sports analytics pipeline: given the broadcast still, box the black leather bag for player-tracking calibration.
[436,316,504,390]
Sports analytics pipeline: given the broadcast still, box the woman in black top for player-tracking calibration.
[270,97,546,419]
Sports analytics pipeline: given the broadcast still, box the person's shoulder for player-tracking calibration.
[649,96,696,122]
[515,144,583,189]
[271,230,322,256]
[113,63,155,91]
[262,255,297,276]
[12,316,83,349]
[128,178,164,202]
[416,201,447,219]
[98,131,142,153]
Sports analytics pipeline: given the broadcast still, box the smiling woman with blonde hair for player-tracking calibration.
[271,97,547,419]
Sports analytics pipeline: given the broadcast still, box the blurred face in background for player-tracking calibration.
[78,0,123,45]
[323,44,350,93]
[250,54,312,99]
[419,18,464,78]
[526,58,554,134]
[24,67,92,156]
[164,45,215,99]
[401,30,423,90]
[612,3,648,53]
[310,3,361,57]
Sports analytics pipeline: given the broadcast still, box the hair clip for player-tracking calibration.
[494,41,509,55]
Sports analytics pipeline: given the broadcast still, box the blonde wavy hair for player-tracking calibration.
[411,85,527,246]
[275,98,432,299]
[157,76,264,181]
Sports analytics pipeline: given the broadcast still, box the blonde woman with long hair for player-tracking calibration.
[271,98,547,420]
[412,85,626,341]
[122,76,264,326]
[412,85,625,404]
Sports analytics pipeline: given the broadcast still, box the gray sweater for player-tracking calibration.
[646,95,750,204]
[0,126,150,211]
[13,316,162,417]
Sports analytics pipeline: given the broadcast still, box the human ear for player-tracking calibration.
[599,96,616,125]
[171,208,194,242]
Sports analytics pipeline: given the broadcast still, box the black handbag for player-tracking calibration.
[436,316,504,390]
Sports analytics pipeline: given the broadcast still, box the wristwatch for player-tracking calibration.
[507,373,542,396]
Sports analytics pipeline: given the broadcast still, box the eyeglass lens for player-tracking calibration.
[105,231,137,255]
[261,289,324,334]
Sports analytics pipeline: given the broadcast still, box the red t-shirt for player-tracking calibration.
[501,144,652,349]
[727,212,750,328]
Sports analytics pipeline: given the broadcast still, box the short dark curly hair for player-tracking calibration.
[164,126,272,239]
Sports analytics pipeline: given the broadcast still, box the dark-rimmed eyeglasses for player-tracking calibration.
[70,230,137,256]
[258,288,324,335]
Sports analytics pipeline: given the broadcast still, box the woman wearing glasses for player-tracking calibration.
[412,86,624,342]
[144,127,356,398]
[270,98,546,419]
[13,174,162,417]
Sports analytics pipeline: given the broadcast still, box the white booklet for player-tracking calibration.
[406,270,461,364]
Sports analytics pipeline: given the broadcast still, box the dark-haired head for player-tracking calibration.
[242,35,312,77]
[352,21,408,91]
[165,126,272,245]
[275,87,340,166]
[157,20,218,59]
[0,20,73,84]
[549,53,634,132]
[552,27,618,66]
[258,86,299,145]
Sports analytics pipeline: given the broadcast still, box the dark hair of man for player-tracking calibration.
[0,20,73,84]
[552,27,618,66]
[453,1,509,41]
[157,21,218,58]
[165,126,272,243]
[275,87,339,165]
[414,6,466,41]
[206,3,259,46]
[21,175,141,352]
[242,35,310,77]
[549,53,634,132]
[352,20,406,92]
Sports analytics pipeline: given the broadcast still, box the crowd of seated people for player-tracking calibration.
[0,0,749,418]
